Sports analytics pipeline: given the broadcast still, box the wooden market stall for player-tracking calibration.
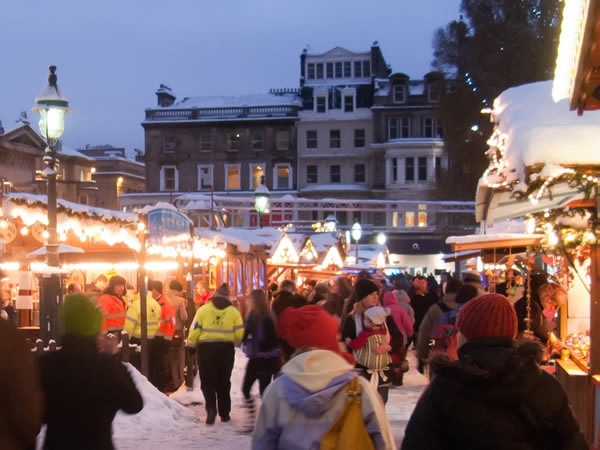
[474,78,600,442]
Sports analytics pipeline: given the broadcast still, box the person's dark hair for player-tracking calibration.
[250,289,271,328]
[455,284,479,304]
[66,283,81,294]
[148,280,163,293]
[169,279,183,292]
[445,279,463,294]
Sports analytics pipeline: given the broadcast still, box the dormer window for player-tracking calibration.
[428,82,440,103]
[393,85,406,104]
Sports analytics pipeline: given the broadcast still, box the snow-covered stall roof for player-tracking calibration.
[481,80,600,191]
[194,227,282,254]
[446,233,544,251]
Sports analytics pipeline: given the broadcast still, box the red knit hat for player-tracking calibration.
[456,293,517,341]
[276,305,340,354]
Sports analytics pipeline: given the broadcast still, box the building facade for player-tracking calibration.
[141,85,301,226]
[78,145,145,210]
[297,43,391,228]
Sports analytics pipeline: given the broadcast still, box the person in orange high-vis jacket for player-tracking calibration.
[97,275,128,342]
[149,280,176,392]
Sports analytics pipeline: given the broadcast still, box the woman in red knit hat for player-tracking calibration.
[402,293,587,450]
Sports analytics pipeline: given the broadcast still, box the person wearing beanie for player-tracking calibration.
[97,274,128,341]
[341,278,404,404]
[252,305,396,450]
[416,279,463,371]
[402,293,587,450]
[187,282,244,425]
[38,294,143,450]
[462,270,485,295]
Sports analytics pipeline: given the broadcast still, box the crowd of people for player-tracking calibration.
[0,268,589,449]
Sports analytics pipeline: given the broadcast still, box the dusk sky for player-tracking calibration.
[0,0,461,156]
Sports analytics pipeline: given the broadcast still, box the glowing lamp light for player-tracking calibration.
[376,232,387,246]
[32,66,70,140]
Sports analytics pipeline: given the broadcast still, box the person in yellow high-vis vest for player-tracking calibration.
[187,283,244,425]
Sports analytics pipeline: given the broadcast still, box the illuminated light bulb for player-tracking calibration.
[549,232,559,246]
[0,220,7,229]
[137,222,146,232]
[42,230,49,239]
[20,227,28,236]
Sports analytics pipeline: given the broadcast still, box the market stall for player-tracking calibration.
[475,80,600,442]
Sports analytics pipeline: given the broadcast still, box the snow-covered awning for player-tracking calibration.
[446,233,544,252]
[477,80,600,223]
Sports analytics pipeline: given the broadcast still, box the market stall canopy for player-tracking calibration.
[27,244,85,257]
[446,233,544,252]
[477,81,600,224]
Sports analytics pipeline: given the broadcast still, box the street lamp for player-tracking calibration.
[351,220,362,264]
[254,175,270,228]
[376,232,387,246]
[32,65,70,345]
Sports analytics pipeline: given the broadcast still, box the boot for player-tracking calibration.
[240,398,256,433]
[206,408,217,425]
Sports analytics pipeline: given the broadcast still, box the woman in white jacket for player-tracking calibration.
[252,305,396,450]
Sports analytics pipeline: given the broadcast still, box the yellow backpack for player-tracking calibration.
[320,376,375,450]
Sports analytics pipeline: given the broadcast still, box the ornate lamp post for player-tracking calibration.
[351,220,362,264]
[254,176,270,228]
[32,65,70,344]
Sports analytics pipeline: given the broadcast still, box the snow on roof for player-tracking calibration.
[408,81,425,96]
[300,184,371,193]
[482,80,600,190]
[195,227,283,253]
[170,93,301,109]
[60,144,95,160]
[5,193,136,223]
[310,232,340,253]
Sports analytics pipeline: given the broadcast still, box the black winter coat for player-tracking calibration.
[38,335,143,450]
[402,338,587,450]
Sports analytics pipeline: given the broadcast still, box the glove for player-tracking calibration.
[417,359,425,375]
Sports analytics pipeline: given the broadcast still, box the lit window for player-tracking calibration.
[250,164,265,189]
[225,165,240,190]
[418,211,428,227]
[405,211,415,227]
[274,164,291,189]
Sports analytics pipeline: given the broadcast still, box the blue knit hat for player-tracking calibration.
[59,294,103,337]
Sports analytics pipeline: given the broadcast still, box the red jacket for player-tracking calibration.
[97,293,126,333]
[156,295,175,339]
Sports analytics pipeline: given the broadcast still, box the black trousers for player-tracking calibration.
[150,336,170,392]
[241,357,279,400]
[197,342,235,418]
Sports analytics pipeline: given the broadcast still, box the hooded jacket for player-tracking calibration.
[165,288,188,334]
[187,294,244,345]
[38,335,143,450]
[402,338,587,450]
[382,291,414,342]
[97,291,127,333]
[252,349,396,450]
